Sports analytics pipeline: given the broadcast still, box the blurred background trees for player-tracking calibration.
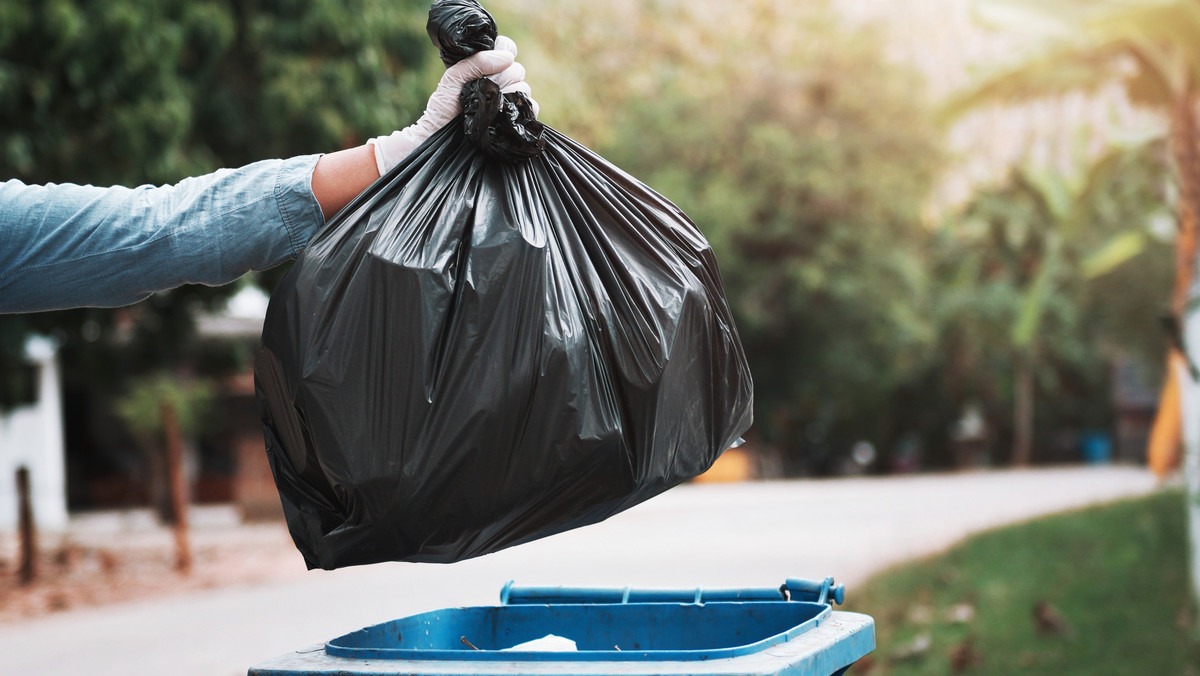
[0,0,433,394]
[942,0,1200,606]
[499,0,1174,473]
[928,143,1172,468]
[506,1,945,474]
[0,0,1182,496]
[0,0,435,507]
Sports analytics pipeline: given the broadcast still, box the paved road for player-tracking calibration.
[0,466,1158,675]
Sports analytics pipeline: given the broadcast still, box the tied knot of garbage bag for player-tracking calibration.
[427,0,544,161]
[428,0,498,67]
[460,78,546,162]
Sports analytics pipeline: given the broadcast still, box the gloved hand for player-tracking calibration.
[370,36,538,175]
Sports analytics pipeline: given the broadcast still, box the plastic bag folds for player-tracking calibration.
[255,4,752,571]
[427,0,497,67]
[255,116,753,568]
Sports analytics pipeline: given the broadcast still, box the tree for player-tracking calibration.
[935,142,1173,466]
[114,372,214,521]
[943,0,1200,601]
[0,1,432,185]
[945,0,1197,317]
[0,1,438,514]
[508,0,946,472]
[0,0,434,409]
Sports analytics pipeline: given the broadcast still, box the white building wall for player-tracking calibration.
[0,337,69,532]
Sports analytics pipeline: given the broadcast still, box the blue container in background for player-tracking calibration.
[248,578,874,676]
[1081,431,1113,465]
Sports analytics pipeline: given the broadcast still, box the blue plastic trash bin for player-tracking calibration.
[1081,431,1112,465]
[247,577,875,676]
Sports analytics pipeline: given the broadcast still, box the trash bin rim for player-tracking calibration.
[324,600,831,662]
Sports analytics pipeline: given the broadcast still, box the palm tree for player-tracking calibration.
[945,0,1200,596]
[952,148,1163,466]
[946,0,1199,322]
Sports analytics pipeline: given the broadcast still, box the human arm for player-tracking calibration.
[310,145,381,221]
[0,41,534,314]
[0,156,324,314]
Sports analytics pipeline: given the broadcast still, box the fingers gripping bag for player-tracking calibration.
[254,0,754,569]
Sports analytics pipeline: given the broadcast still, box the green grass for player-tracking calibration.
[843,489,1200,675]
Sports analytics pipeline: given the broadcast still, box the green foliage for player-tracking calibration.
[945,0,1200,122]
[0,0,431,186]
[1080,230,1148,279]
[0,0,434,406]
[849,490,1200,675]
[928,142,1173,459]
[114,372,215,441]
[941,0,1200,466]
[0,315,38,410]
[501,0,1177,471]
[511,0,945,471]
[3,0,1180,479]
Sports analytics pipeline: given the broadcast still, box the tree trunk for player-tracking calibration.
[162,402,191,574]
[1013,356,1034,467]
[16,466,37,585]
[1168,86,1200,613]
[1171,88,1200,319]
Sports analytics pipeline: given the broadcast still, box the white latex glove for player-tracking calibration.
[370,36,538,174]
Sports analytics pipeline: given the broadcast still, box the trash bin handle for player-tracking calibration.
[783,577,845,606]
[501,578,846,606]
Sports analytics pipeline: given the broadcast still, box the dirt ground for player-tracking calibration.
[0,506,308,624]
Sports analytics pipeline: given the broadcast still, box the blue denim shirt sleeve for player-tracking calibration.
[0,154,325,314]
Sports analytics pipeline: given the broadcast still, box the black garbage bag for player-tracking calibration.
[254,0,753,570]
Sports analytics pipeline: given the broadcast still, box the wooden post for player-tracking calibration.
[1012,358,1034,467]
[161,402,191,574]
[16,466,37,585]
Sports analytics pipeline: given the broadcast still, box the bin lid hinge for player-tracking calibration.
[782,577,845,606]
